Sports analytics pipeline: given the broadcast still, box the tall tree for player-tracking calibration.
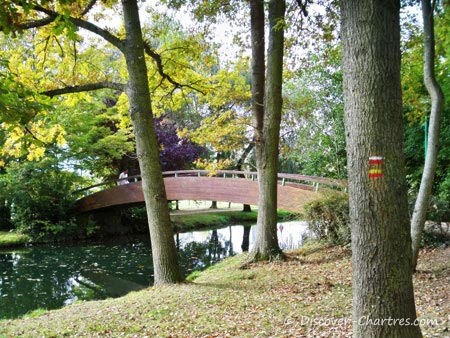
[410,0,445,270]
[121,0,182,284]
[341,0,422,337]
[249,0,285,261]
[1,0,183,284]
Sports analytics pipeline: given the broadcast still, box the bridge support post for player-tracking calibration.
[314,183,320,193]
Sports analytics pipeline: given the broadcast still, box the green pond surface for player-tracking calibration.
[0,221,307,319]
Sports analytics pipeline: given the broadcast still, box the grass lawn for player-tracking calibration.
[0,243,448,338]
[0,231,30,248]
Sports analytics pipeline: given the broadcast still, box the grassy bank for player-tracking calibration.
[0,231,31,248]
[171,209,295,232]
[1,244,448,338]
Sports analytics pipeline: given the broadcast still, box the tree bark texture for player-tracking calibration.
[250,0,265,139]
[251,0,285,261]
[411,0,445,270]
[341,1,422,337]
[121,0,182,285]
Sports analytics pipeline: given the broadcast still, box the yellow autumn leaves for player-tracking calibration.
[1,121,66,165]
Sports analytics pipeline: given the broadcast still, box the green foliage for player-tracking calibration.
[0,51,66,164]
[184,58,253,171]
[0,60,45,125]
[281,47,346,179]
[57,91,135,178]
[1,4,236,179]
[0,159,88,242]
[403,3,450,221]
[161,0,244,24]
[304,192,350,246]
[424,196,450,226]
[405,106,450,206]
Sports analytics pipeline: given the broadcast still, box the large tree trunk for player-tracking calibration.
[250,0,285,261]
[121,0,182,285]
[341,1,422,337]
[411,0,445,270]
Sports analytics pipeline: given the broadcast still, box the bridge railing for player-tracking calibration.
[73,174,143,195]
[73,170,346,195]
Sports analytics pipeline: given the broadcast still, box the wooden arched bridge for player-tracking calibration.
[76,170,346,213]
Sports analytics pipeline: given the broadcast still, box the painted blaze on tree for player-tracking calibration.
[341,0,423,337]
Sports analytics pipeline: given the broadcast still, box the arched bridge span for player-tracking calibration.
[76,170,346,213]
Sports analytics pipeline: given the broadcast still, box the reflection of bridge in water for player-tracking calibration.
[76,170,346,213]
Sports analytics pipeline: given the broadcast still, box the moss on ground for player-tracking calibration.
[0,243,448,338]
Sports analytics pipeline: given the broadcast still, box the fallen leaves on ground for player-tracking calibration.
[0,243,448,338]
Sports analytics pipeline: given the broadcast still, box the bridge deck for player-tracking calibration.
[76,171,346,213]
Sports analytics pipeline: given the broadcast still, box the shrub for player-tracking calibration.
[408,194,450,248]
[1,160,87,241]
[0,190,12,231]
[304,192,350,246]
[421,228,450,248]
[425,196,450,224]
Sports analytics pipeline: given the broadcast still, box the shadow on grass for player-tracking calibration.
[286,244,351,266]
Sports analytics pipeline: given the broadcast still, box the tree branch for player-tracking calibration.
[81,0,98,17]
[41,81,125,97]
[143,41,206,95]
[17,16,56,30]
[28,3,125,52]
[295,0,309,17]
[411,0,445,270]
[237,142,255,169]
[24,126,40,141]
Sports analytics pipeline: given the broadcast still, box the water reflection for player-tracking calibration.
[0,221,308,319]
[178,221,309,255]
[0,243,152,319]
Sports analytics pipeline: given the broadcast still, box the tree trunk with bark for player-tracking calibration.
[250,0,285,261]
[411,0,445,271]
[341,0,422,337]
[122,0,182,285]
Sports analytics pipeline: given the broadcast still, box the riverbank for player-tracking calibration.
[1,243,448,338]
[0,208,295,248]
[0,231,31,248]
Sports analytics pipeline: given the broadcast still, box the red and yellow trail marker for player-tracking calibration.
[369,156,383,179]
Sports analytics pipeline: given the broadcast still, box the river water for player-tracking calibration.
[0,221,308,319]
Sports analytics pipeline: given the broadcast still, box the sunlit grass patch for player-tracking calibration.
[22,308,48,319]
[0,231,31,248]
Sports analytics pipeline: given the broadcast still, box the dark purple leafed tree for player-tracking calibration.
[154,116,205,171]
